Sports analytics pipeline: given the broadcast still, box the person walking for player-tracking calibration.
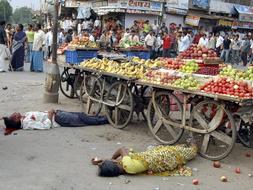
[240,35,251,67]
[230,34,241,65]
[0,20,10,72]
[11,24,27,71]
[25,24,35,63]
[30,24,45,72]
[220,34,231,63]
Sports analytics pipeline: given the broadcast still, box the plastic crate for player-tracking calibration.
[65,50,98,64]
[123,51,150,59]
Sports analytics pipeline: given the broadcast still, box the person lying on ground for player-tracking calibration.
[92,140,197,177]
[0,110,108,131]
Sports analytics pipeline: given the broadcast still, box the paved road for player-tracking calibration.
[0,63,253,190]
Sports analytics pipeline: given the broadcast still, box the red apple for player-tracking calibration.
[192,179,199,185]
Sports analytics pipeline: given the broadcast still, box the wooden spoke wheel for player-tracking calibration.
[81,74,103,116]
[105,82,134,129]
[189,100,237,160]
[74,71,85,98]
[60,68,77,99]
[147,91,184,145]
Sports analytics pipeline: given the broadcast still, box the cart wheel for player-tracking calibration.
[105,82,134,129]
[60,68,77,99]
[82,74,102,116]
[147,91,184,145]
[189,100,237,160]
[74,71,85,98]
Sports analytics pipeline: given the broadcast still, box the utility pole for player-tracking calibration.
[43,0,60,103]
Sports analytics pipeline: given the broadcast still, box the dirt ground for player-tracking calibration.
[0,64,253,190]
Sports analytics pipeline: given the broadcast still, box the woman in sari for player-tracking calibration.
[92,141,197,177]
[11,24,27,71]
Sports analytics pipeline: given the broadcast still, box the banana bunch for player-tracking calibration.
[80,58,146,78]
[131,57,165,68]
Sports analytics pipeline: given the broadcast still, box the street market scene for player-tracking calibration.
[1,0,253,189]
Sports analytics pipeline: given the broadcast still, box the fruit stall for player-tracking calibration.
[118,39,150,59]
[58,47,253,161]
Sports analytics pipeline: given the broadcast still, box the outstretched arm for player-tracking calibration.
[112,147,129,160]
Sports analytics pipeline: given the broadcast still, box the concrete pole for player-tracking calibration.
[43,0,60,103]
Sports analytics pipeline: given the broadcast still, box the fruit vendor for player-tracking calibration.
[0,110,108,132]
[92,140,197,177]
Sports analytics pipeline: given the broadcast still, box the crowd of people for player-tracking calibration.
[1,17,253,73]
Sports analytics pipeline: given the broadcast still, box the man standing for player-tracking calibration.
[30,24,45,72]
[26,24,35,63]
[145,31,156,59]
[45,27,53,59]
[198,34,208,48]
[220,34,231,63]
[215,32,224,56]
[163,31,171,57]
[0,20,10,72]
[241,35,251,67]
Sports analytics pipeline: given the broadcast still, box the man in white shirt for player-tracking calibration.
[178,32,191,52]
[1,110,108,131]
[145,31,156,59]
[82,19,89,32]
[94,17,101,28]
[30,24,45,72]
[215,32,224,55]
[198,34,208,48]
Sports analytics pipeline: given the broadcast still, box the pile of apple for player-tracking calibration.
[144,70,179,84]
[220,66,253,81]
[179,60,199,73]
[172,76,200,90]
[160,58,183,70]
[179,44,219,60]
[200,78,253,98]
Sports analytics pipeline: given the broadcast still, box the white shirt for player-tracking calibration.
[216,36,224,48]
[198,37,208,47]
[178,35,190,52]
[46,31,53,46]
[94,19,101,28]
[63,19,72,31]
[89,35,95,42]
[82,20,89,30]
[77,23,82,35]
[145,34,155,47]
[33,30,45,51]
[21,111,59,130]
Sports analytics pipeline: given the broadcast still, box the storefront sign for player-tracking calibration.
[232,21,253,29]
[234,5,253,22]
[65,0,77,7]
[218,19,233,27]
[185,15,200,26]
[92,1,108,8]
[127,0,163,12]
[192,0,209,10]
[165,0,189,15]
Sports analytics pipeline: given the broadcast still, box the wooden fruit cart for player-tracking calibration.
[136,80,253,160]
[58,61,253,160]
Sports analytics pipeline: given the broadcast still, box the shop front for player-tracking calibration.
[164,0,189,27]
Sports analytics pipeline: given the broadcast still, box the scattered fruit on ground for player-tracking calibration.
[172,76,200,90]
[235,168,241,174]
[200,78,253,98]
[192,179,199,185]
[213,161,221,168]
[179,60,199,73]
[220,176,228,182]
[245,153,251,157]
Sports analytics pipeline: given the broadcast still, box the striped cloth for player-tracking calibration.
[30,51,43,72]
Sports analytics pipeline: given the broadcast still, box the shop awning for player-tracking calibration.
[209,0,234,14]
[234,5,253,15]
